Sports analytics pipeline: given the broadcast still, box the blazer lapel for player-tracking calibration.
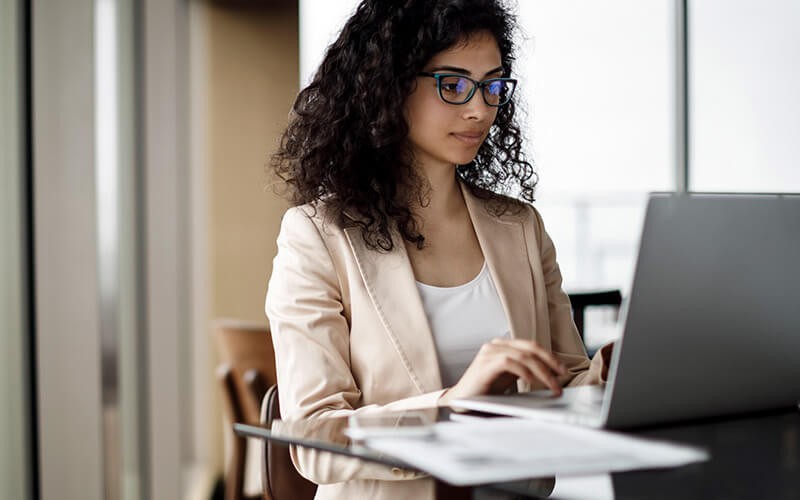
[344,225,443,394]
[461,183,537,343]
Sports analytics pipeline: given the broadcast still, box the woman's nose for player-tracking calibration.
[461,93,494,121]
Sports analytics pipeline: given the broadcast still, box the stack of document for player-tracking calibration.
[364,417,708,486]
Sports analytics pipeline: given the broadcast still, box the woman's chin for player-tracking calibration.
[453,154,480,166]
[442,150,481,166]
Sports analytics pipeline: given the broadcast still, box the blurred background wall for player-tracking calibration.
[205,2,295,325]
[198,1,297,495]
[1,0,31,499]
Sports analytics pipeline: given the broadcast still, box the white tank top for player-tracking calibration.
[415,261,511,388]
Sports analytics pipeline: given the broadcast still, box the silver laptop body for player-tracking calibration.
[453,193,800,429]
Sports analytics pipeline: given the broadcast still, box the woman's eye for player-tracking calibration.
[441,77,469,94]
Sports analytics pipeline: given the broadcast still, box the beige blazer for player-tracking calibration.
[265,182,606,499]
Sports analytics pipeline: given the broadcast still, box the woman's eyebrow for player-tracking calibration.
[428,65,505,77]
[483,66,505,77]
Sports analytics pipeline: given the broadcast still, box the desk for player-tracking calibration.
[235,408,800,499]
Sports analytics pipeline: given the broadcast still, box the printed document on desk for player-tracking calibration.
[363,418,708,486]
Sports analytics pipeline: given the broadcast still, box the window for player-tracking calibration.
[518,1,676,347]
[689,0,800,193]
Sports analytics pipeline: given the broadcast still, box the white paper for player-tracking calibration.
[364,418,708,486]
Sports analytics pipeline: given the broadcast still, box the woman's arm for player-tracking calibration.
[529,206,610,387]
[266,207,442,483]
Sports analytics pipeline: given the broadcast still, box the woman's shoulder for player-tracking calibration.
[463,185,551,250]
[279,201,351,241]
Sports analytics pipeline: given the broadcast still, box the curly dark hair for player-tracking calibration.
[272,0,536,251]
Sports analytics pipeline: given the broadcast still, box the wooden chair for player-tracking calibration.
[260,384,318,500]
[216,319,276,500]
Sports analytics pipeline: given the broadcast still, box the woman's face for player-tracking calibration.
[404,30,503,174]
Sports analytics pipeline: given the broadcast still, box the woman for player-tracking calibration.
[266,0,611,497]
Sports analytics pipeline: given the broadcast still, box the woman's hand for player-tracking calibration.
[439,338,567,405]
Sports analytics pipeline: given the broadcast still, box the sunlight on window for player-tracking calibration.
[518,1,676,347]
[689,0,800,192]
[300,0,359,86]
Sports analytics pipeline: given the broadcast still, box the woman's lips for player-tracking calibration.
[451,132,484,145]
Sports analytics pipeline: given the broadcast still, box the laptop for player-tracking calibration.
[452,193,800,429]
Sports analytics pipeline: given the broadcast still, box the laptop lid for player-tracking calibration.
[604,193,800,429]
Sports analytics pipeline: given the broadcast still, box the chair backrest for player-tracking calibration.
[216,319,276,500]
[216,319,276,424]
[261,385,318,500]
[568,289,622,337]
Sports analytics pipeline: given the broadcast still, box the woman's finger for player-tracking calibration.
[525,358,563,394]
[491,338,566,375]
[489,348,562,394]
[488,353,538,386]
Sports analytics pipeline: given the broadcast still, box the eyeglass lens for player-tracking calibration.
[438,75,515,106]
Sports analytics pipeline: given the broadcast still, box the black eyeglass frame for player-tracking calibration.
[418,72,518,107]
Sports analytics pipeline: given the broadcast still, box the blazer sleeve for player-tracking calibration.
[530,206,610,387]
[265,207,443,484]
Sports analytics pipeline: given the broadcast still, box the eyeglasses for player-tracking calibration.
[418,72,517,107]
